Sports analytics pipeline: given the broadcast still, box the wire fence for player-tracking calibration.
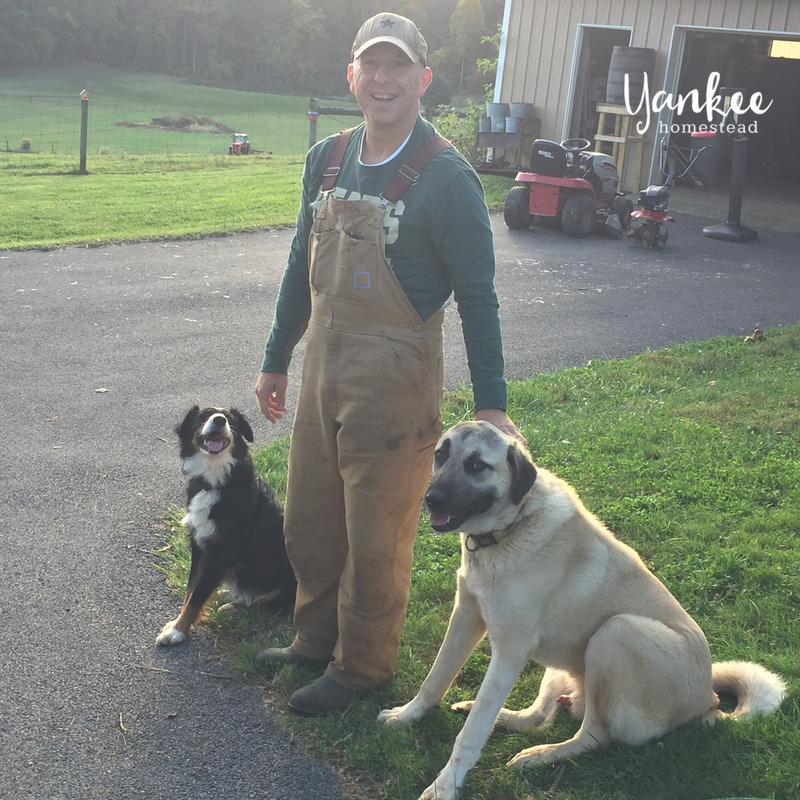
[1,93,363,165]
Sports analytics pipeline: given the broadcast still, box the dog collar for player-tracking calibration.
[465,532,499,552]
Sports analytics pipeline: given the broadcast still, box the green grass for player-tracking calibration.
[1,63,356,157]
[157,326,800,800]
[0,65,326,248]
[0,147,512,249]
[1,153,305,247]
[0,65,513,250]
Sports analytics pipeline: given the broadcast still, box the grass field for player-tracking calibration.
[1,153,307,247]
[0,64,350,248]
[1,63,357,157]
[0,65,512,250]
[158,327,800,800]
[0,148,513,249]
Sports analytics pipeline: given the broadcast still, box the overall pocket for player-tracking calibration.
[309,229,380,306]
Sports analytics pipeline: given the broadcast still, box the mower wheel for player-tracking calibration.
[561,193,595,238]
[503,186,533,230]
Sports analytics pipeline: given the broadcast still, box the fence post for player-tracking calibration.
[307,100,363,149]
[308,98,319,150]
[79,89,89,174]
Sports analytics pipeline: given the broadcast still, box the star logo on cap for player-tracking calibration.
[379,17,396,28]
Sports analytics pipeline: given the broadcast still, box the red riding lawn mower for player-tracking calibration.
[503,138,632,238]
[229,133,251,155]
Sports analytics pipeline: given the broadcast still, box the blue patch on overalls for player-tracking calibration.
[353,271,371,289]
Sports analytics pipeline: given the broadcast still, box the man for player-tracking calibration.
[254,12,522,716]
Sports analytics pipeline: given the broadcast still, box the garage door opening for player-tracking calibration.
[673,31,800,185]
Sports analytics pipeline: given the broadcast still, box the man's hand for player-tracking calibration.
[474,408,526,445]
[255,371,288,424]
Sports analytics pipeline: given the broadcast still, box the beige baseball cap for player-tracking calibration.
[352,13,428,64]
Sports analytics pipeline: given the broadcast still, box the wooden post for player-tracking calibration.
[306,99,362,150]
[79,89,89,174]
[308,98,319,150]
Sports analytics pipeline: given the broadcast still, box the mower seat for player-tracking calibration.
[530,140,567,177]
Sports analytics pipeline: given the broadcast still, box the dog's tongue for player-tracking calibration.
[206,438,225,453]
[429,512,450,528]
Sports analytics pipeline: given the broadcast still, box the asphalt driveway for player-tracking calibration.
[1,210,798,799]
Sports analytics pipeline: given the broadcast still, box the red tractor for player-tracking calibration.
[503,138,632,238]
[229,133,251,155]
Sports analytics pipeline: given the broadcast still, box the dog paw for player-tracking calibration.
[450,700,474,716]
[419,773,459,800]
[507,744,556,768]
[377,701,425,728]
[155,622,186,647]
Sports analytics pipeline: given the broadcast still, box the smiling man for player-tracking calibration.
[254,12,523,716]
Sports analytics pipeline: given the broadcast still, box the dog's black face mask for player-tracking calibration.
[425,439,497,532]
[424,425,537,534]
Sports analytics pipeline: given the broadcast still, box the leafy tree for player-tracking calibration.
[0,1,35,65]
[476,23,502,101]
[66,0,122,60]
[428,0,501,95]
[0,0,503,101]
[450,0,486,90]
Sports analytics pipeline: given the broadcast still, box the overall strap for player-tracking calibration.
[320,128,357,193]
[381,136,453,205]
[319,129,453,202]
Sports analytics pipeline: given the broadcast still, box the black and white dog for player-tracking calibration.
[156,406,296,646]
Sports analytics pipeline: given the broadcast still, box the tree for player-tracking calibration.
[0,0,504,101]
[0,1,35,65]
[429,0,485,93]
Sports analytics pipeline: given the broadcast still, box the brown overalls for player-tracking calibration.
[284,132,450,691]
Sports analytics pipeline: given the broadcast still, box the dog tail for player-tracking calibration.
[711,660,786,718]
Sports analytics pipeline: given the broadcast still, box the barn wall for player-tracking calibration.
[498,0,800,180]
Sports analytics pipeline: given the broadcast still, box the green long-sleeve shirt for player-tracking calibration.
[261,117,507,411]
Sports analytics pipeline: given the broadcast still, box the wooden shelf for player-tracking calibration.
[594,103,646,192]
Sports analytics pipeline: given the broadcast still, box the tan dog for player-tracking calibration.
[378,421,786,800]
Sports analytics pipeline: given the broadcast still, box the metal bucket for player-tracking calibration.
[509,102,534,119]
[486,102,509,132]
[486,102,509,118]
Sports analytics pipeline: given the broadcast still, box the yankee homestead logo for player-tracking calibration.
[625,71,773,135]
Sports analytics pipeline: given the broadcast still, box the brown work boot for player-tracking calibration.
[288,675,360,717]
[254,646,328,672]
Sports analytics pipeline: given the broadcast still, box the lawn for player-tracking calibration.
[0,65,335,248]
[158,326,800,800]
[0,64,512,250]
[1,62,355,157]
[0,153,306,247]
